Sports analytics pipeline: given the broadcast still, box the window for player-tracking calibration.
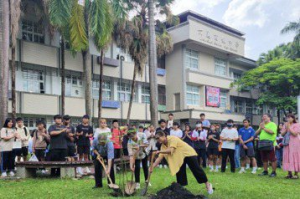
[233,72,242,82]
[185,49,199,69]
[220,92,227,108]
[246,100,253,114]
[215,58,227,77]
[22,69,45,93]
[157,56,166,69]
[186,85,200,105]
[117,82,135,102]
[21,20,44,44]
[141,85,150,104]
[233,99,243,113]
[71,76,82,87]
[158,86,166,105]
[92,81,112,100]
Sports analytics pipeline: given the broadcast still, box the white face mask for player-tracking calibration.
[196,124,201,128]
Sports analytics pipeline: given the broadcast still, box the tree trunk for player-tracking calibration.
[11,46,16,120]
[0,0,10,125]
[148,0,158,126]
[277,109,280,125]
[61,37,65,116]
[98,50,104,125]
[127,65,137,125]
[82,50,92,120]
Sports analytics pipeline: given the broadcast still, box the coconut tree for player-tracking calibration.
[0,0,10,126]
[48,0,73,116]
[281,19,300,44]
[9,0,21,120]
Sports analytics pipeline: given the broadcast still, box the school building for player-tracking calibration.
[6,5,277,129]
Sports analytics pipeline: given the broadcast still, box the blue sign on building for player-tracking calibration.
[157,68,166,76]
[102,100,120,109]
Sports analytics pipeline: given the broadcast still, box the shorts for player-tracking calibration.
[35,149,46,161]
[260,148,277,162]
[13,147,28,157]
[77,145,90,155]
[207,148,219,156]
[67,145,76,157]
[240,146,255,158]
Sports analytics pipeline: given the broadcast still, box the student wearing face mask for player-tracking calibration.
[220,119,239,173]
[192,122,207,168]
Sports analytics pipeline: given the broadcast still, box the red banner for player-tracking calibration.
[206,86,220,107]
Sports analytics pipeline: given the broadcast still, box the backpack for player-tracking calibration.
[15,127,28,136]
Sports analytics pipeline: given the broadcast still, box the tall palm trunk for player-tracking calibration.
[0,0,10,125]
[127,65,137,125]
[82,50,92,119]
[11,46,17,120]
[148,0,158,126]
[61,37,66,115]
[98,50,104,125]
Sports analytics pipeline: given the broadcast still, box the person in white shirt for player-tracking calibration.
[167,113,174,129]
[14,118,30,162]
[220,119,239,173]
[94,118,111,139]
[146,124,157,153]
[170,122,183,138]
[192,122,208,168]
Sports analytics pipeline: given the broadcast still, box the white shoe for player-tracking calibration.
[159,165,162,169]
[239,170,246,174]
[41,170,46,174]
[209,169,214,172]
[251,170,257,174]
[77,167,83,175]
[1,172,7,178]
[207,183,214,195]
[135,183,140,190]
[9,171,15,177]
[148,182,152,187]
[214,169,219,173]
[86,167,91,174]
[164,165,168,169]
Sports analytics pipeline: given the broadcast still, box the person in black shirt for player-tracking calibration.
[63,115,76,162]
[76,115,93,175]
[48,115,68,176]
[207,125,220,172]
[156,119,170,169]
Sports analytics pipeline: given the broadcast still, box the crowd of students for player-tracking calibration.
[0,112,300,191]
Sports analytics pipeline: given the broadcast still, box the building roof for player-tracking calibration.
[172,10,245,37]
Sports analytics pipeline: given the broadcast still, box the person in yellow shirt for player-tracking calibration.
[149,130,213,195]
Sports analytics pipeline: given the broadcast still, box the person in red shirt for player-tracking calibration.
[111,120,123,158]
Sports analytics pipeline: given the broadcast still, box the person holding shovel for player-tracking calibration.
[149,130,214,195]
[92,134,115,189]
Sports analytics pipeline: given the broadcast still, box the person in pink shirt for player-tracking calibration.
[111,120,123,159]
[281,114,300,179]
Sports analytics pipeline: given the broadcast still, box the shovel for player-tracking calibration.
[97,157,120,190]
[140,152,156,196]
[125,170,136,195]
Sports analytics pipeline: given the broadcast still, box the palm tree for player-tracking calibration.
[9,0,21,121]
[48,0,73,116]
[0,0,10,126]
[281,19,300,44]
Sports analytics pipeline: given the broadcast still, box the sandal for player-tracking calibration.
[291,175,299,179]
[285,175,292,179]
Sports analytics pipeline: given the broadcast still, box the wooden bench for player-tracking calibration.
[16,161,93,178]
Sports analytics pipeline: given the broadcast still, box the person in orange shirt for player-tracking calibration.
[111,120,123,159]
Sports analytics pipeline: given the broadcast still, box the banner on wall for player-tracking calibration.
[206,86,220,107]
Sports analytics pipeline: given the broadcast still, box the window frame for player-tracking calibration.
[21,20,45,44]
[215,58,227,77]
[141,85,150,104]
[185,49,199,70]
[92,80,112,101]
[186,84,200,105]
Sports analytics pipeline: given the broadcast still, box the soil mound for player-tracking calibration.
[150,183,207,199]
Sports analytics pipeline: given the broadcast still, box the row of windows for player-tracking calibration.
[185,49,243,80]
[232,98,263,115]
[21,69,161,104]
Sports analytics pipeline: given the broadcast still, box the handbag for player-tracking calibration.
[258,140,274,151]
[282,132,290,146]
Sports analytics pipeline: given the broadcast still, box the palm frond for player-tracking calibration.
[69,0,88,51]
[281,20,300,35]
[48,0,72,27]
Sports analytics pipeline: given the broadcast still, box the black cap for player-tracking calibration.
[112,120,118,123]
[63,115,71,120]
[83,115,90,119]
[158,119,166,124]
[54,115,62,120]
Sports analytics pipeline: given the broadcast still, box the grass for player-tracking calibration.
[0,167,299,199]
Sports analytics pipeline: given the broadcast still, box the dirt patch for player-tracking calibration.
[149,183,207,199]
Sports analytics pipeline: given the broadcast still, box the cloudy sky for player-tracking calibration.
[170,0,299,60]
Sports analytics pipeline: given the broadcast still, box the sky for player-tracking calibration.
[169,0,300,60]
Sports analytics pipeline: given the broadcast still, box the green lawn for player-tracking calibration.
[0,168,299,199]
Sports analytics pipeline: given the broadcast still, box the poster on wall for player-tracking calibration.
[206,86,220,107]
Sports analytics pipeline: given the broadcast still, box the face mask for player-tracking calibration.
[196,124,201,128]
[227,124,233,128]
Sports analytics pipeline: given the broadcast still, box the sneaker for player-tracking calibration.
[269,172,277,177]
[239,170,246,174]
[41,170,46,174]
[258,171,268,176]
[164,165,168,169]
[251,170,257,174]
[86,167,91,174]
[1,172,7,178]
[148,182,152,187]
[9,171,15,177]
[207,183,214,195]
[135,183,140,190]
[77,167,84,175]
[159,165,162,169]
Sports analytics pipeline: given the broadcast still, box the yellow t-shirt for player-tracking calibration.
[159,136,197,176]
